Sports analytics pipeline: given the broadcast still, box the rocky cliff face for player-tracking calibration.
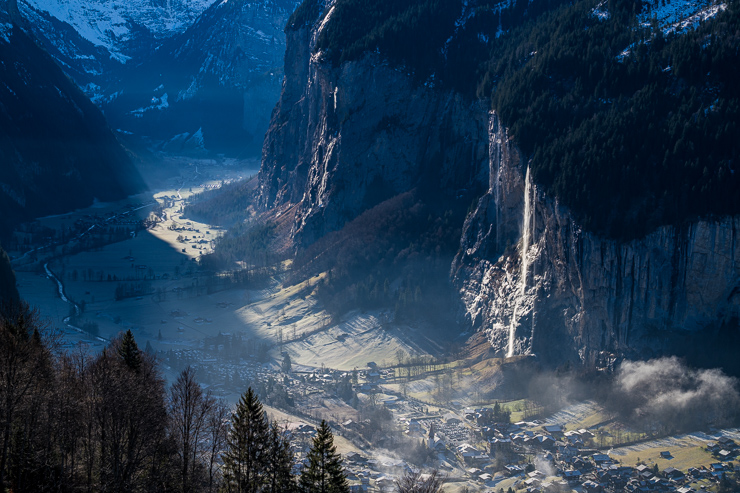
[453,112,740,365]
[259,2,740,365]
[258,4,489,246]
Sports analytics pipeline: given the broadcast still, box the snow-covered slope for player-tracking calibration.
[26,0,216,61]
[16,0,302,156]
[99,0,301,155]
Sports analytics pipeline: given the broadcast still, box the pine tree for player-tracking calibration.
[264,421,295,493]
[299,420,349,493]
[222,388,269,493]
[282,353,292,373]
[117,329,141,371]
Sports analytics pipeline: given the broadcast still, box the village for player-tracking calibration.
[158,339,740,493]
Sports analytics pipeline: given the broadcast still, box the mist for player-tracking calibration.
[610,356,740,432]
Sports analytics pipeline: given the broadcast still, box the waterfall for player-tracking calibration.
[507,166,532,357]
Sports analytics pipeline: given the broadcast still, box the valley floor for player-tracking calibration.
[9,156,740,493]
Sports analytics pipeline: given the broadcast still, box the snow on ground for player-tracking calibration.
[540,401,600,427]
[279,311,424,370]
[592,1,610,20]
[130,93,170,116]
[613,0,726,60]
[611,427,740,456]
[0,22,12,43]
[639,0,726,33]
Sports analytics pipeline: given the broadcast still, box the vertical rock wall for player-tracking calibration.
[453,112,740,365]
[258,5,489,247]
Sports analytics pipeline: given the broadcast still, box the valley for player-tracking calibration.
[1,0,739,489]
[7,156,740,492]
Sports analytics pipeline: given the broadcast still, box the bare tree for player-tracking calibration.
[206,399,229,493]
[396,469,445,493]
[0,302,48,488]
[169,366,216,493]
[92,333,168,492]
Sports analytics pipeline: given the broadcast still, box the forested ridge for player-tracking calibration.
[301,0,740,239]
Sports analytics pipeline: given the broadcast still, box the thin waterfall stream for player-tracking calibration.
[507,166,532,357]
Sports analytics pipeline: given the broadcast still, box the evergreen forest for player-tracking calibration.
[302,0,740,238]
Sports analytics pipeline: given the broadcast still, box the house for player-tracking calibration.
[286,422,317,436]
[663,467,685,480]
[593,454,612,464]
[544,425,564,435]
[660,451,672,459]
[375,476,395,491]
[563,470,582,482]
[523,477,540,488]
[367,372,381,382]
[478,473,493,483]
[578,429,595,438]
[444,413,462,425]
[718,436,737,449]
[719,449,734,460]
[346,452,367,464]
[535,435,556,448]
[688,466,708,479]
[583,480,603,492]
[428,436,446,451]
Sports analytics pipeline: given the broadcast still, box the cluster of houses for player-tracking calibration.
[399,405,740,493]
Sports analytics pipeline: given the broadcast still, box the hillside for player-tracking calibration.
[0,246,18,304]
[17,0,301,157]
[0,16,144,239]
[310,0,740,239]
[245,0,740,367]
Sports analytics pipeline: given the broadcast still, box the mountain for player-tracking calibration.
[18,0,301,156]
[0,5,144,238]
[254,0,740,368]
[102,0,300,156]
[24,0,216,62]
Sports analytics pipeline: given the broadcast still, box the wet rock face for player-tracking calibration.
[453,112,740,366]
[258,10,489,247]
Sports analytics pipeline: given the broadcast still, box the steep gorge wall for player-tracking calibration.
[258,4,740,366]
[257,7,489,247]
[453,112,740,365]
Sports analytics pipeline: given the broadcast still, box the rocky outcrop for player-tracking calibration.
[258,3,489,247]
[453,111,740,365]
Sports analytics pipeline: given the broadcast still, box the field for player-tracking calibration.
[13,157,456,389]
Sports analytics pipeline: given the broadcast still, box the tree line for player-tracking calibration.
[297,0,740,239]
[0,300,352,492]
